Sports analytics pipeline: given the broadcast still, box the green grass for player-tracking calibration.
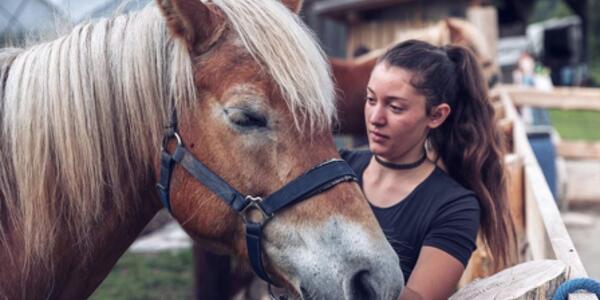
[90,250,194,300]
[549,109,600,141]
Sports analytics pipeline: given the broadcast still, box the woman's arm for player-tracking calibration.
[399,246,465,300]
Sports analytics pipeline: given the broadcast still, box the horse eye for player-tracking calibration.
[226,108,267,128]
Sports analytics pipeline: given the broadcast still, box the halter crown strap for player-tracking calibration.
[156,134,358,285]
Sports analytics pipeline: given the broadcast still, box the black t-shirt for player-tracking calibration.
[340,149,481,281]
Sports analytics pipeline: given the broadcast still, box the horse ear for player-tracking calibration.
[445,18,465,44]
[280,0,303,14]
[157,0,226,53]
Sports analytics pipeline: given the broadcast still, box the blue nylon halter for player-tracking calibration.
[156,128,358,286]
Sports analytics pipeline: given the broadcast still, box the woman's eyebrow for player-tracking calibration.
[367,87,410,102]
[367,87,376,96]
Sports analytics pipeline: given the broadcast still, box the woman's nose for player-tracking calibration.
[368,105,386,126]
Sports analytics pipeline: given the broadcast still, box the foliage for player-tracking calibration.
[528,1,574,24]
[588,0,600,86]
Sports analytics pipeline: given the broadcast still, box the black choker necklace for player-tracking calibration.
[374,152,427,170]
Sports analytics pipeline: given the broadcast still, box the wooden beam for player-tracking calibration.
[506,154,525,240]
[451,260,567,299]
[503,85,600,111]
[466,6,498,58]
[557,141,600,160]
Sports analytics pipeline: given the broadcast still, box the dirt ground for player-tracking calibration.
[562,159,600,280]
[563,205,600,279]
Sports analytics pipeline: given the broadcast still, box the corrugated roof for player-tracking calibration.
[1,0,149,41]
[0,0,67,37]
[47,0,150,22]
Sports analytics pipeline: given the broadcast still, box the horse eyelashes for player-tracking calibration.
[226,108,267,129]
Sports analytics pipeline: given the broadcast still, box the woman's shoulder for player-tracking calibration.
[426,167,480,209]
[338,148,372,180]
[338,148,371,165]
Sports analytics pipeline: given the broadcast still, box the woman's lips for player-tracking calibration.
[369,130,389,143]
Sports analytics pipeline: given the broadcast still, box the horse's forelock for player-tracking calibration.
[213,0,336,134]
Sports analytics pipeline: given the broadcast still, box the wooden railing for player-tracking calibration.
[453,86,598,299]
[504,85,600,111]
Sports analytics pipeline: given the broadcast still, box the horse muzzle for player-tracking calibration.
[264,216,404,300]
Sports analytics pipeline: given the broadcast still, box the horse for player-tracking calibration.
[0,0,404,299]
[332,18,500,136]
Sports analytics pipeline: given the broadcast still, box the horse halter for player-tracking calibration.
[156,112,358,287]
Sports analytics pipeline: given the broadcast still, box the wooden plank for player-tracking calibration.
[466,6,498,58]
[504,85,600,111]
[570,295,600,300]
[494,100,506,119]
[458,237,492,288]
[451,260,567,300]
[525,161,553,260]
[506,154,525,240]
[498,118,514,153]
[557,141,600,160]
[346,24,357,58]
[498,88,598,300]
[505,85,600,98]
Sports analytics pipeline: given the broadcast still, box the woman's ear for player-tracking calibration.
[427,103,451,129]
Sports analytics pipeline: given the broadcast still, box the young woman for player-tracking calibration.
[340,40,514,300]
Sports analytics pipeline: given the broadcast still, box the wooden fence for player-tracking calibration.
[453,86,598,299]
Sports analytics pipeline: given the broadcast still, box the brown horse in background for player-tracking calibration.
[0,0,404,299]
[333,18,500,136]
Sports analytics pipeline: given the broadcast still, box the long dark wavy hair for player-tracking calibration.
[378,40,515,269]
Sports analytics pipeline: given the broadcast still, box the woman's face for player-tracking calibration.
[365,63,435,161]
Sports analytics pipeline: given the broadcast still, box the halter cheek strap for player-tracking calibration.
[156,130,358,285]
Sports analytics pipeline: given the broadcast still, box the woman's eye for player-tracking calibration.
[389,105,404,113]
[227,109,267,128]
[366,96,376,105]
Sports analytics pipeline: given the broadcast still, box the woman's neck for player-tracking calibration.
[368,157,435,181]
[363,159,435,208]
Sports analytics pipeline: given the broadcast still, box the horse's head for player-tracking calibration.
[156,0,403,298]
[446,18,500,86]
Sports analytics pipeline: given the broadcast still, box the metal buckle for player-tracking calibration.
[161,131,182,152]
[241,195,272,225]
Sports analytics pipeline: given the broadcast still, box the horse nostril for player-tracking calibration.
[350,270,376,300]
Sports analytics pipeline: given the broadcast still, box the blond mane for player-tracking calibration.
[0,0,334,274]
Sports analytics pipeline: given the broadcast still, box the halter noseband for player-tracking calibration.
[155,115,358,287]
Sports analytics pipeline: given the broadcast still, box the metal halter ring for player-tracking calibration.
[161,131,182,151]
[241,195,273,226]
